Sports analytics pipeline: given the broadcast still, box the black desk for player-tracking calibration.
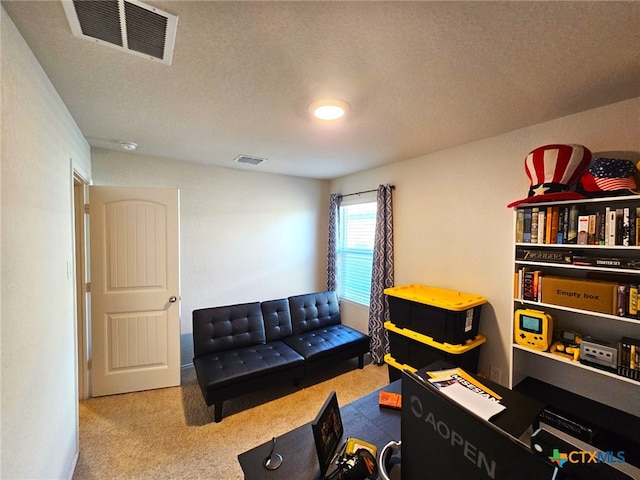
[238,370,543,480]
[237,382,402,480]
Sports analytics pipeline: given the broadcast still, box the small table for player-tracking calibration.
[237,381,402,480]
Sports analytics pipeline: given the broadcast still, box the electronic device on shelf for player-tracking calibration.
[580,337,618,371]
[514,308,553,351]
[550,328,583,361]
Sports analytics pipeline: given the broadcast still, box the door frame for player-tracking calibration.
[73,169,91,400]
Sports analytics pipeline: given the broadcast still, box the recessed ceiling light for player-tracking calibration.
[309,99,350,120]
[119,141,138,151]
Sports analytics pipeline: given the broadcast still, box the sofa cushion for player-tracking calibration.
[261,298,293,342]
[283,324,369,362]
[192,302,265,358]
[193,341,304,391]
[288,291,341,334]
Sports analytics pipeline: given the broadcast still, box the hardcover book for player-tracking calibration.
[577,215,589,245]
[572,256,640,270]
[516,248,573,264]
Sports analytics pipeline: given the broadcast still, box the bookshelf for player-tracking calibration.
[510,195,640,417]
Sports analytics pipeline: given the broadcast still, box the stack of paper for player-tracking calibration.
[426,368,506,421]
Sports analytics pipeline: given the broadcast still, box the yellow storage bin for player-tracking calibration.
[384,285,487,344]
[384,321,486,382]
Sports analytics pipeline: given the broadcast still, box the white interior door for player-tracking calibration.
[89,186,180,396]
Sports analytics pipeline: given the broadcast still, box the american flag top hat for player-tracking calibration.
[507,144,592,208]
[579,157,639,195]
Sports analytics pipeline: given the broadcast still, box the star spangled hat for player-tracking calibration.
[579,157,639,195]
[507,144,592,208]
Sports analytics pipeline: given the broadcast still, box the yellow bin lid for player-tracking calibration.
[384,284,487,311]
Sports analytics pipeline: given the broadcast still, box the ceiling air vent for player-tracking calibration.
[62,0,178,65]
[234,155,267,166]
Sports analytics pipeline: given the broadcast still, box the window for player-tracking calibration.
[337,201,377,306]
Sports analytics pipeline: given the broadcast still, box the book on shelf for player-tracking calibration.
[618,336,640,381]
[561,206,570,244]
[530,207,539,243]
[523,208,532,243]
[629,284,638,318]
[577,215,589,245]
[516,210,524,243]
[572,256,640,270]
[615,208,624,246]
[516,247,573,264]
[550,207,559,244]
[623,207,631,246]
[567,205,579,244]
[596,210,605,245]
[516,200,640,246]
[585,271,640,319]
[617,284,628,317]
[545,206,553,244]
[425,367,506,421]
[520,269,542,301]
[537,209,546,244]
[631,207,637,246]
[606,207,617,246]
[636,207,640,246]
[588,214,596,245]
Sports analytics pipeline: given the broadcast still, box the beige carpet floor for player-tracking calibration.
[73,358,390,479]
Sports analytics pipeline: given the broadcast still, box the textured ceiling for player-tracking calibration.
[3,1,640,179]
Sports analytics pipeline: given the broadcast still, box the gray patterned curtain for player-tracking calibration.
[368,184,394,364]
[326,193,342,292]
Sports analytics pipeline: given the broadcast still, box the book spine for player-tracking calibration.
[607,208,616,246]
[617,340,624,377]
[562,206,570,244]
[571,256,640,269]
[577,215,589,245]
[629,284,638,319]
[550,207,559,244]
[617,284,628,317]
[522,270,535,301]
[616,208,623,245]
[523,208,532,243]
[531,207,539,244]
[537,210,546,244]
[637,207,640,246]
[630,207,636,247]
[516,210,524,243]
[588,214,596,245]
[623,207,630,247]
[598,209,606,245]
[545,207,553,244]
[533,271,541,302]
[567,205,579,244]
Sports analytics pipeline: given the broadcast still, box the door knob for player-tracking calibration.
[169,296,177,303]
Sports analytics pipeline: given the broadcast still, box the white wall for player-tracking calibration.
[91,150,330,365]
[331,97,640,384]
[1,8,91,479]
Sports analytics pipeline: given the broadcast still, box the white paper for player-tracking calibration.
[438,382,506,421]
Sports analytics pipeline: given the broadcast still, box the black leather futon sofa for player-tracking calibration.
[192,290,370,422]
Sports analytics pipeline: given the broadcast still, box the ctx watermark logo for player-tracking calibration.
[549,448,625,467]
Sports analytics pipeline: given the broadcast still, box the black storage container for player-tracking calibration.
[385,285,487,345]
[385,326,485,382]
